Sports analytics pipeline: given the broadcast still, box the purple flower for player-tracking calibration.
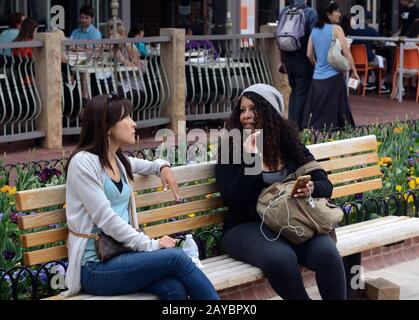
[1,274,11,285]
[9,212,26,224]
[2,250,16,260]
[355,193,364,200]
[413,132,419,139]
[408,158,414,167]
[343,205,352,214]
[0,212,3,221]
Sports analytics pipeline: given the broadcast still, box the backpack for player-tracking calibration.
[276,5,307,52]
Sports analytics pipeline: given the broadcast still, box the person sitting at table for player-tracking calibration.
[398,0,419,37]
[0,12,25,57]
[185,24,219,60]
[406,18,419,47]
[70,5,102,41]
[346,11,390,94]
[128,22,148,59]
[12,17,38,60]
[107,18,147,106]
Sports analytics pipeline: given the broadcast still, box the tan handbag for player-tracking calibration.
[327,25,350,72]
[256,161,343,245]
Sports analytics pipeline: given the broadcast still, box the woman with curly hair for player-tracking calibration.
[215,83,346,300]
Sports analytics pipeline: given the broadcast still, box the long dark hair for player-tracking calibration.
[65,94,134,180]
[224,92,309,171]
[315,1,339,29]
[14,17,38,41]
[128,22,145,37]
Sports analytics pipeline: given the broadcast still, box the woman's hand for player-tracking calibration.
[160,166,181,202]
[351,71,360,82]
[293,181,315,198]
[243,131,261,154]
[159,235,177,249]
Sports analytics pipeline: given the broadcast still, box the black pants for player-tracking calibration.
[222,222,346,300]
[283,53,314,129]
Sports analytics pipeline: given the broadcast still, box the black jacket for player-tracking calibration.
[215,146,333,234]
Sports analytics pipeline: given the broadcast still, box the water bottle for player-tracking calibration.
[181,234,203,268]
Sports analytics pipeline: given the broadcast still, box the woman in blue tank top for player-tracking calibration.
[302,1,359,130]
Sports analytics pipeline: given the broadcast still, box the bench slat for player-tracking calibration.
[307,135,377,160]
[138,197,224,224]
[328,166,382,186]
[338,218,419,243]
[18,209,66,230]
[336,216,410,236]
[144,212,226,238]
[23,245,68,266]
[320,152,379,172]
[337,218,419,256]
[16,185,65,211]
[331,178,382,199]
[136,183,219,208]
[21,228,68,248]
[209,266,264,291]
[131,161,216,191]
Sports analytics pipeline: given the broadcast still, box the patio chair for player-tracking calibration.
[391,47,419,102]
[350,44,382,96]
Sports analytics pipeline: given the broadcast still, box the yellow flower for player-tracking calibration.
[63,203,67,209]
[408,180,416,190]
[188,213,196,218]
[156,186,164,192]
[377,141,382,147]
[393,127,404,134]
[1,185,11,193]
[205,194,213,199]
[8,186,16,196]
[380,157,392,164]
[404,194,414,203]
[396,185,402,192]
[208,144,217,153]
[416,177,419,185]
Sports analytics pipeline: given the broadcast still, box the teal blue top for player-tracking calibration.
[311,24,341,80]
[134,42,148,59]
[82,170,131,265]
[0,28,19,56]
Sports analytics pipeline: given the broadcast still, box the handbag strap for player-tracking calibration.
[68,228,99,240]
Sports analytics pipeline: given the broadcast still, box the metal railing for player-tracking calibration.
[347,36,419,103]
[0,41,44,144]
[60,36,171,135]
[184,33,274,121]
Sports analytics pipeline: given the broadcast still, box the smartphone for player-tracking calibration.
[291,175,312,196]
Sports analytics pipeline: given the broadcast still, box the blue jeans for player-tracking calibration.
[81,248,219,300]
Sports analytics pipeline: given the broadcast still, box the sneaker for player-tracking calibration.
[380,85,390,94]
[365,83,376,90]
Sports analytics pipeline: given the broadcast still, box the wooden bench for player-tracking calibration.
[15,135,419,300]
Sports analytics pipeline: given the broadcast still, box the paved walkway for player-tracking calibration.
[270,258,419,300]
[1,94,418,165]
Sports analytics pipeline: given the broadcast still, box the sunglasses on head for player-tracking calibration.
[107,91,122,104]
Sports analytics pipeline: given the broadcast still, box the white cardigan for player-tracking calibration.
[62,151,169,297]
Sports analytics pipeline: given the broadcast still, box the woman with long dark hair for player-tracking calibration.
[12,17,38,59]
[302,1,359,130]
[215,83,346,300]
[63,93,219,300]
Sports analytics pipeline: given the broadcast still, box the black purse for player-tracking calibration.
[93,228,144,262]
[69,227,145,262]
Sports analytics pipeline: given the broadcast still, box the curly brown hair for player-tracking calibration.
[226,92,309,171]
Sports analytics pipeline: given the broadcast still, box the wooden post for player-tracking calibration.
[33,32,62,149]
[259,24,291,119]
[159,28,186,137]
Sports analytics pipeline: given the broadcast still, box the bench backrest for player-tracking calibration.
[15,135,382,266]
